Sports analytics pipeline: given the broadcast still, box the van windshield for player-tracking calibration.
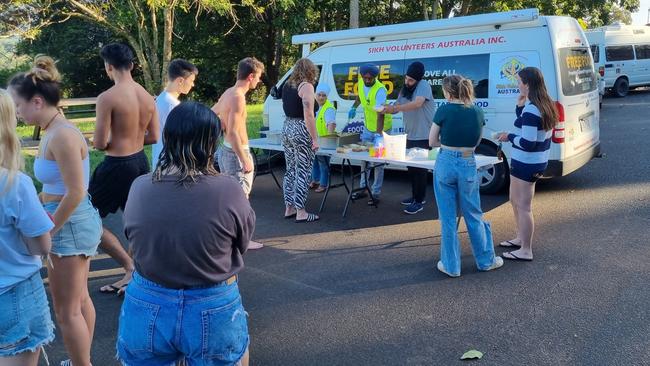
[559,47,597,96]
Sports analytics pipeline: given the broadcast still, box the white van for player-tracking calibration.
[585,24,650,97]
[263,8,600,193]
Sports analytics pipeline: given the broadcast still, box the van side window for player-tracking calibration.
[559,47,597,96]
[634,44,650,60]
[331,54,489,100]
[606,45,634,61]
[332,61,405,100]
[590,45,599,63]
[414,54,489,99]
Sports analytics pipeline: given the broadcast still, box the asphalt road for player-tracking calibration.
[39,90,650,365]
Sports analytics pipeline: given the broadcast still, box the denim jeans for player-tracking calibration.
[0,272,54,357]
[359,127,384,196]
[311,155,331,187]
[43,196,102,257]
[116,272,249,366]
[433,149,497,276]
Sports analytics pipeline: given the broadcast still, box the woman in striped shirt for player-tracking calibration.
[496,67,558,261]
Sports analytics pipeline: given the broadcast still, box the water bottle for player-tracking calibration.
[374,135,385,158]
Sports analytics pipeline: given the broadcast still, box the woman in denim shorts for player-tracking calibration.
[9,56,102,366]
[0,89,55,365]
[119,102,255,366]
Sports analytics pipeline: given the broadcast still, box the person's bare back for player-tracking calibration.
[212,86,249,146]
[95,80,158,157]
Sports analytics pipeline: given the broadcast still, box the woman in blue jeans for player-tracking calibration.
[0,89,55,366]
[429,75,503,277]
[119,102,255,366]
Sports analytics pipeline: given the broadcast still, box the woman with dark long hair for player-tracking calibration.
[118,101,255,366]
[497,67,558,261]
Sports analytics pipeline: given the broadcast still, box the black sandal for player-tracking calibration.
[295,213,320,223]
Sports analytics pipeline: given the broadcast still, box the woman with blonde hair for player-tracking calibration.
[281,58,321,222]
[0,88,55,366]
[9,56,102,366]
[496,67,558,261]
[429,74,503,277]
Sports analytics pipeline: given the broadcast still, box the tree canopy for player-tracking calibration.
[1,0,640,102]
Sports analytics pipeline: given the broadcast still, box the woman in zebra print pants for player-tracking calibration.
[281,58,321,223]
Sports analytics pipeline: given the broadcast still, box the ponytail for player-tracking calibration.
[442,74,475,106]
[9,54,61,106]
[458,78,474,106]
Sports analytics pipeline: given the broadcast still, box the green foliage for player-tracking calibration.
[4,0,642,101]
[16,18,116,97]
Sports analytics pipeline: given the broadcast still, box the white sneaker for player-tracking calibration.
[436,261,460,278]
[248,240,264,250]
[482,256,504,271]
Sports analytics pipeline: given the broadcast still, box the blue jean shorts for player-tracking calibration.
[116,272,249,366]
[43,196,102,257]
[217,145,254,198]
[0,272,55,357]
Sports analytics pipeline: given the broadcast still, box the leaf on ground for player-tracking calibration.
[460,350,483,360]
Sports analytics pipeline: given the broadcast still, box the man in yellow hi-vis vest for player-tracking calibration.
[347,63,391,204]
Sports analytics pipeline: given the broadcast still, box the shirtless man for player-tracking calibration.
[213,57,264,250]
[91,43,159,293]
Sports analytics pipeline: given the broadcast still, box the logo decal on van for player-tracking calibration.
[500,58,525,82]
[490,52,540,97]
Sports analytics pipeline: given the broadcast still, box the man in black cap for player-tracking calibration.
[383,61,436,214]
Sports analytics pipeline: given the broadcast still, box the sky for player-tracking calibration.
[631,0,650,25]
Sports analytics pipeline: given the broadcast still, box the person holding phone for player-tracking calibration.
[496,67,558,261]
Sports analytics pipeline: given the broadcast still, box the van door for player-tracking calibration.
[605,44,635,95]
[557,46,599,174]
[634,44,650,86]
[263,48,330,132]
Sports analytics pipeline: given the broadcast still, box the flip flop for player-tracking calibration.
[499,240,521,248]
[99,283,127,294]
[502,251,533,261]
[295,213,319,223]
[284,212,297,219]
[314,186,327,193]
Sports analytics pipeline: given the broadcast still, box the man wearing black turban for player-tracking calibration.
[383,61,436,214]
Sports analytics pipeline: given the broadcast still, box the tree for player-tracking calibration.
[1,0,271,93]
[350,0,359,28]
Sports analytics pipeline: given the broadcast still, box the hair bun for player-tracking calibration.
[29,55,61,83]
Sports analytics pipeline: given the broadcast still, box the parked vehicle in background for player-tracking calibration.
[586,24,650,97]
[265,8,600,193]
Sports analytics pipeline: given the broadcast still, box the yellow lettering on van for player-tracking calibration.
[348,66,359,81]
[379,65,390,79]
[344,82,357,97]
[382,80,393,95]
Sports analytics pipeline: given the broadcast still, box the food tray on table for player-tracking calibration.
[318,133,360,150]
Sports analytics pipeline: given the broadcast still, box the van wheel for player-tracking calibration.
[476,143,508,194]
[613,78,629,97]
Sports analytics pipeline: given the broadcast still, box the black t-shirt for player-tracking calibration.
[124,173,256,289]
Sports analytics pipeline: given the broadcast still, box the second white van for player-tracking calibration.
[586,24,650,97]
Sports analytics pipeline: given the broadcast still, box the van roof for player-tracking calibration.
[292,8,541,45]
[585,24,650,35]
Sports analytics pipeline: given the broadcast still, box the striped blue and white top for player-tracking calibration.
[507,103,552,171]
